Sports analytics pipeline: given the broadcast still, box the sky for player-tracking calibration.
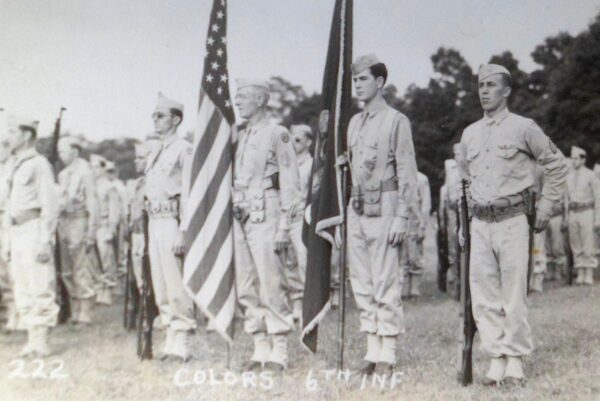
[1,0,599,141]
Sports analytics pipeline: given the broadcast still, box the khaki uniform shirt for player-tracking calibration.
[7,148,59,244]
[130,177,145,233]
[348,103,418,219]
[234,118,301,231]
[459,108,567,217]
[58,157,98,239]
[145,134,191,230]
[296,152,313,205]
[566,166,600,223]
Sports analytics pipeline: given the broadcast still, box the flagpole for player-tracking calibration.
[337,162,349,371]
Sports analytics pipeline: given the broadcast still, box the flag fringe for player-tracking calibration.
[300,300,332,353]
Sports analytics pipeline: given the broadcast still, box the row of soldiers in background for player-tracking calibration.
[0,112,160,357]
[438,143,599,297]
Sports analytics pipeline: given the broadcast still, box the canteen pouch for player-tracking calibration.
[363,182,382,217]
[248,189,266,223]
[352,196,364,216]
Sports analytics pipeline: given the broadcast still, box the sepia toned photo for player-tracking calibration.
[1,1,599,400]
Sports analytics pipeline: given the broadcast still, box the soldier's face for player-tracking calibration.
[292,131,311,154]
[6,125,28,153]
[478,75,510,113]
[235,87,262,119]
[353,70,381,102]
[572,155,584,169]
[134,152,146,173]
[58,143,77,165]
[152,108,176,135]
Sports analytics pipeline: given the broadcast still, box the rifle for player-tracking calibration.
[49,107,71,324]
[123,226,139,330]
[137,208,158,359]
[526,193,537,295]
[437,208,449,292]
[458,179,476,386]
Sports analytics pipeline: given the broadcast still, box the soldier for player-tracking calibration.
[145,93,196,361]
[545,172,568,282]
[233,79,301,371]
[401,170,431,299]
[91,155,120,305]
[346,54,418,376]
[458,64,567,386]
[0,137,19,331]
[440,157,461,296]
[286,124,313,322]
[3,115,59,356]
[107,164,129,293]
[566,146,600,285]
[57,136,98,324]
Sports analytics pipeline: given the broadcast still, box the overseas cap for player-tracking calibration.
[155,92,184,113]
[105,161,116,171]
[59,135,82,149]
[351,54,381,74]
[8,115,39,130]
[236,78,270,92]
[571,145,586,158]
[478,64,511,81]
[444,159,457,171]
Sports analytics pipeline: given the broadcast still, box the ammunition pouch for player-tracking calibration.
[248,189,266,223]
[472,188,533,223]
[232,190,249,223]
[363,182,382,217]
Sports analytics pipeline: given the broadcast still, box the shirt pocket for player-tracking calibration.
[362,137,379,172]
[465,147,481,178]
[495,142,525,180]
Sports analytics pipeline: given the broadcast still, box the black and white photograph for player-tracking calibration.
[1,1,599,400]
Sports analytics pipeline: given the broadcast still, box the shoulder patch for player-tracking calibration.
[281,132,290,143]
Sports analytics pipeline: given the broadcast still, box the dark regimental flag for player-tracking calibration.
[301,0,353,352]
[183,0,236,343]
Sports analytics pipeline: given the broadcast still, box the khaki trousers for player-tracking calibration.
[347,192,405,336]
[9,219,59,328]
[148,217,196,331]
[568,209,597,269]
[545,215,566,270]
[58,216,96,299]
[233,195,293,335]
[96,222,118,288]
[285,217,307,302]
[470,214,533,358]
[532,231,547,274]
[131,232,144,291]
[446,205,459,280]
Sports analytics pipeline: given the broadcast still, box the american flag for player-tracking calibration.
[183,0,236,343]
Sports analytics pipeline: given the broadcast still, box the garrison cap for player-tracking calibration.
[59,135,82,149]
[155,92,184,113]
[8,115,39,130]
[571,145,586,158]
[105,161,116,172]
[236,78,270,92]
[351,54,381,74]
[444,159,457,171]
[478,64,511,81]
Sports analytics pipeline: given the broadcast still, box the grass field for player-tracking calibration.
[1,226,599,401]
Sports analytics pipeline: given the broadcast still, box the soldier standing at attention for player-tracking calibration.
[286,124,313,323]
[566,146,600,285]
[57,136,98,324]
[233,79,301,371]
[440,157,461,296]
[91,155,120,305]
[3,115,59,357]
[346,54,418,376]
[0,137,19,331]
[459,64,567,386]
[401,170,431,299]
[145,93,196,361]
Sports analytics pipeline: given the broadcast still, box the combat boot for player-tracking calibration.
[409,275,422,298]
[265,334,287,371]
[170,331,191,362]
[504,356,525,386]
[158,329,175,360]
[78,299,94,325]
[482,356,506,386]
[575,268,585,285]
[70,299,81,324]
[19,328,35,357]
[30,326,52,358]
[584,268,594,285]
[530,273,544,293]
